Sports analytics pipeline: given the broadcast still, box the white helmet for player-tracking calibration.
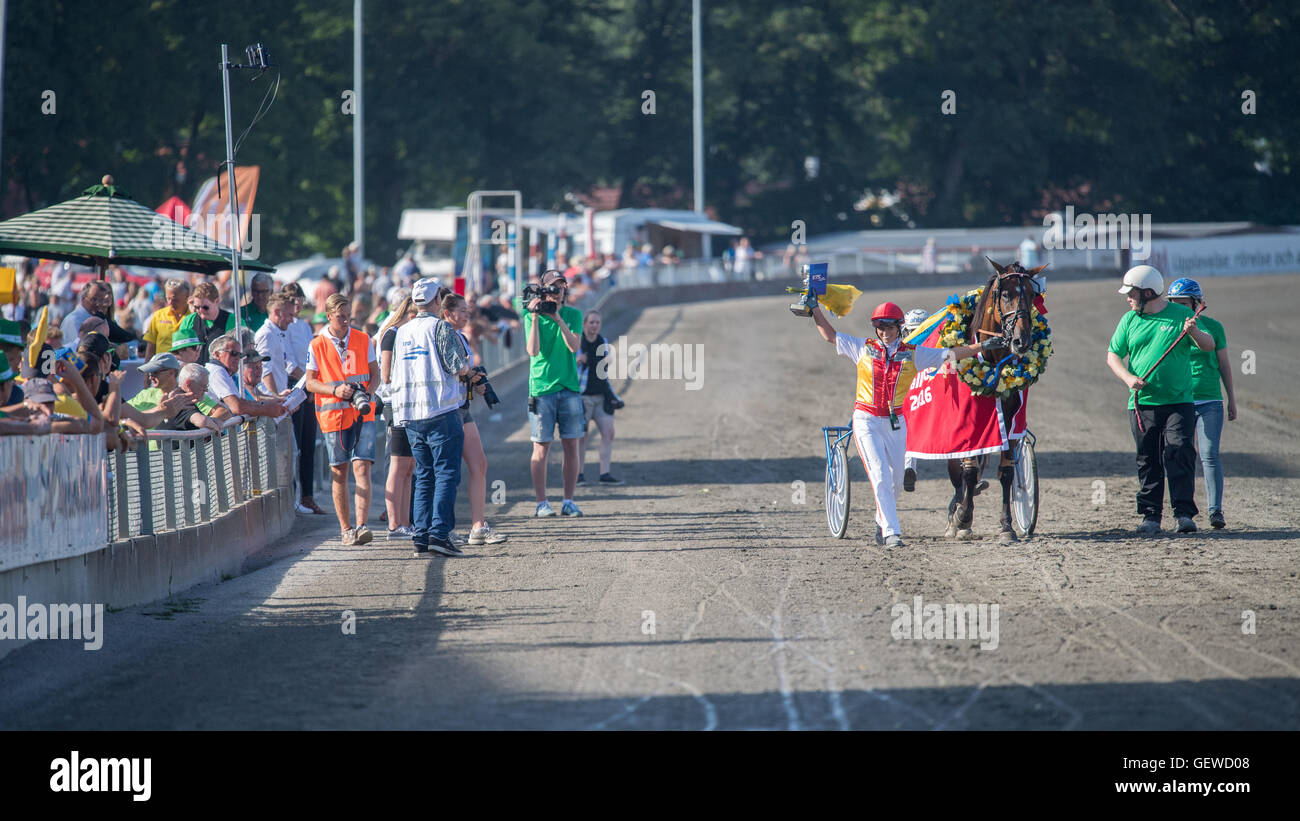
[1118,264,1163,295]
[903,308,928,330]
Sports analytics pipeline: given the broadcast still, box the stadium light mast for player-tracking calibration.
[692,0,709,260]
[353,0,364,259]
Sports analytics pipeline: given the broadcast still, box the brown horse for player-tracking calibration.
[945,258,1044,542]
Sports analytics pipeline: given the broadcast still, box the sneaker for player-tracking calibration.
[1176,516,1197,534]
[576,473,587,487]
[884,534,905,548]
[469,524,509,545]
[295,501,313,514]
[354,525,374,545]
[903,468,916,492]
[1209,511,1226,529]
[448,531,468,546]
[387,525,415,540]
[1136,517,1161,536]
[535,501,557,518]
[341,528,357,545]
[426,536,463,557]
[301,497,326,515]
[561,500,584,517]
[598,473,625,485]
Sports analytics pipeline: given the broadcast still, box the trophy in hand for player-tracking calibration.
[787,262,827,317]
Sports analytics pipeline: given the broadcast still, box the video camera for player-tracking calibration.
[522,282,562,315]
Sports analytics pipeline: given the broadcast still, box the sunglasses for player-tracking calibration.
[872,320,902,329]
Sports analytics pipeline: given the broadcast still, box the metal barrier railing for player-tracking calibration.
[106,415,291,542]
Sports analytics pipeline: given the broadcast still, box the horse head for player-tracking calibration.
[978,258,1044,358]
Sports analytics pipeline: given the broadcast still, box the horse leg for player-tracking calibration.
[945,459,963,538]
[955,457,979,540]
[997,449,1018,543]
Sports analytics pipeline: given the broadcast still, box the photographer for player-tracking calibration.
[441,293,508,545]
[523,270,585,518]
[389,279,468,557]
[304,294,381,547]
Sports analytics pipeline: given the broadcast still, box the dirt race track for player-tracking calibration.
[1,273,1297,729]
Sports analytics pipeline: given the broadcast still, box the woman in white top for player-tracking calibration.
[377,296,419,538]
[441,293,508,546]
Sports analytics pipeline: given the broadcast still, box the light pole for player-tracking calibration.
[353,0,364,259]
[692,0,709,260]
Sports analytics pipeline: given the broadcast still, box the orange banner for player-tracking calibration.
[190,166,260,255]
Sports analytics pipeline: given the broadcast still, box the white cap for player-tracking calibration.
[411,277,441,305]
[1118,264,1163,295]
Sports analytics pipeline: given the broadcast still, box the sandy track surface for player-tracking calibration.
[1,274,1296,729]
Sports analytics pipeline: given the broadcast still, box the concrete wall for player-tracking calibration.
[0,422,298,661]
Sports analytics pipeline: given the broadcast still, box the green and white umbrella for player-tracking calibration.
[0,174,274,276]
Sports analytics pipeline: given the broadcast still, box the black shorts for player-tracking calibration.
[388,423,412,457]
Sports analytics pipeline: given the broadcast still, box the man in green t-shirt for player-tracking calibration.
[238,272,274,334]
[522,270,585,518]
[1106,265,1217,536]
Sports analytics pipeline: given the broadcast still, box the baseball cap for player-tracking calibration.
[540,270,566,288]
[241,350,271,363]
[139,352,182,373]
[24,377,56,403]
[170,325,201,351]
[77,332,112,360]
[411,277,441,305]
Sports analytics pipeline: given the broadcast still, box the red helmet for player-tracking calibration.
[871,302,905,322]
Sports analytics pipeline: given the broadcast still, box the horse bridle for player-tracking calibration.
[978,269,1037,349]
[972,268,1038,391]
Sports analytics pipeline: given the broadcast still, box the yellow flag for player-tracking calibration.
[30,305,49,368]
[817,283,863,318]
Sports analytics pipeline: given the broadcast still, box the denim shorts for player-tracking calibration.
[529,389,584,443]
[324,419,376,465]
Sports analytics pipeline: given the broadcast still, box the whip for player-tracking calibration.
[1132,303,1206,432]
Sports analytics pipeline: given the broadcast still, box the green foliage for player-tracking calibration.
[3,0,1296,264]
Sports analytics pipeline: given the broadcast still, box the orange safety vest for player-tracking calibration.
[310,327,375,432]
[854,339,918,417]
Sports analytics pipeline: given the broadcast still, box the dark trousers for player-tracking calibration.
[1129,402,1199,520]
[292,401,318,499]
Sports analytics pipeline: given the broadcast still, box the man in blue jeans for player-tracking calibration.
[389,278,468,556]
[523,270,585,517]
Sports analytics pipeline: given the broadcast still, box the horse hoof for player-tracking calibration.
[943,522,957,538]
[972,481,989,497]
[956,528,975,541]
[998,530,1018,544]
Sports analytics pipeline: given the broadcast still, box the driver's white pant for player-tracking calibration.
[852,409,907,538]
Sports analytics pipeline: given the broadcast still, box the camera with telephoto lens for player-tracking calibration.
[463,365,500,408]
[522,283,560,315]
[349,388,372,416]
